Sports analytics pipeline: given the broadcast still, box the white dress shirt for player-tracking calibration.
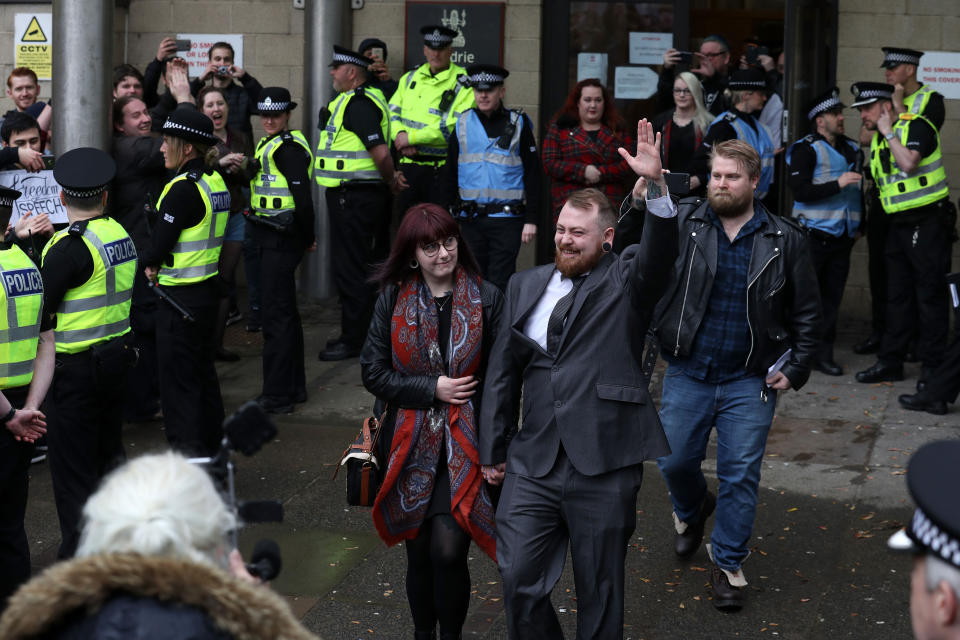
[523,193,677,349]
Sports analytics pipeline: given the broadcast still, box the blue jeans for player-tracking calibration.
[656,366,777,571]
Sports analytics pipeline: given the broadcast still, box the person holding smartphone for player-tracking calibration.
[187,41,263,139]
[658,34,732,116]
[359,37,398,100]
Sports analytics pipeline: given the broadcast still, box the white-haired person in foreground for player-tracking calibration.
[0,452,319,640]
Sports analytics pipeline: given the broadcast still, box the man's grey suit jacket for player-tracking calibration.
[479,213,679,478]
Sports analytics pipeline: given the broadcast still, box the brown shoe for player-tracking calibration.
[709,562,746,611]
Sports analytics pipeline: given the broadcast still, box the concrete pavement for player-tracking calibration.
[22,298,956,639]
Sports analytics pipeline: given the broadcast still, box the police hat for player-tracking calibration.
[805,87,845,121]
[466,64,509,90]
[161,106,218,146]
[420,25,457,50]
[850,82,894,108]
[358,38,388,61]
[727,68,767,91]
[881,47,924,69]
[329,45,372,69]
[0,186,21,210]
[888,440,960,571]
[257,87,297,114]
[53,148,116,198]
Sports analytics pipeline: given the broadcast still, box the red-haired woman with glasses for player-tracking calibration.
[542,78,634,222]
[360,203,503,640]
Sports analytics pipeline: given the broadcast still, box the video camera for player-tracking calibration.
[188,400,284,580]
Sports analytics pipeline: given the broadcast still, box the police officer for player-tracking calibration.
[786,87,863,376]
[881,47,945,130]
[40,148,137,558]
[0,186,53,604]
[856,48,948,356]
[438,64,540,292]
[247,87,315,408]
[316,48,405,362]
[852,82,950,388]
[887,440,960,639]
[691,67,776,204]
[389,25,475,214]
[142,107,228,453]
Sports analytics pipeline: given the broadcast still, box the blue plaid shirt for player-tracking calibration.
[666,206,768,383]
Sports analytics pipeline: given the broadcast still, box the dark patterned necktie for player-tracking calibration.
[546,275,586,354]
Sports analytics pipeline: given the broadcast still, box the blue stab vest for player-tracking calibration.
[786,135,862,238]
[456,109,525,217]
[709,112,775,198]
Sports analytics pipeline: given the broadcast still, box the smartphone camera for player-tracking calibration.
[677,51,694,65]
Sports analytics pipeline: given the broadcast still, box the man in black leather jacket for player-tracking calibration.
[650,139,821,611]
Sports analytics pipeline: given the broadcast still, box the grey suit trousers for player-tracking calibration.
[496,445,644,640]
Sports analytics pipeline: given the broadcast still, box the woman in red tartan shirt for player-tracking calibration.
[542,78,634,223]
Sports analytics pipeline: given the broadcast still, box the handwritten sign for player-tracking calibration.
[918,51,960,100]
[0,169,66,225]
[176,34,244,79]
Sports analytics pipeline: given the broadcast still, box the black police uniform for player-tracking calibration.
[40,149,135,559]
[247,89,315,410]
[437,66,541,292]
[787,129,863,371]
[0,183,52,603]
[142,109,226,456]
[320,77,392,360]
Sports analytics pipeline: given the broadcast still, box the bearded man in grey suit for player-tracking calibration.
[479,119,678,639]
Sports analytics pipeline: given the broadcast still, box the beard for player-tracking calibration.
[708,187,753,218]
[555,244,603,278]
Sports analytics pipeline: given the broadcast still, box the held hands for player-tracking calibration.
[435,375,478,405]
[481,463,506,486]
[837,172,862,188]
[390,170,409,194]
[6,408,46,443]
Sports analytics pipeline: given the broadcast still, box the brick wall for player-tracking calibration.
[837,0,959,322]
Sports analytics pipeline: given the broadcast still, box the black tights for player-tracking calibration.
[405,514,471,636]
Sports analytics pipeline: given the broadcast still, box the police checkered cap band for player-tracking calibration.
[856,88,891,101]
[469,71,504,86]
[61,185,107,198]
[162,118,216,143]
[257,96,291,112]
[0,196,14,207]
[885,51,921,66]
[729,79,766,89]
[910,508,960,569]
[332,51,369,67]
[424,29,453,47]
[808,95,842,120]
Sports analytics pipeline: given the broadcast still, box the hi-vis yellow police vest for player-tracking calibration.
[904,84,935,120]
[0,244,43,388]
[252,130,313,219]
[314,87,389,187]
[155,171,229,285]
[388,63,474,165]
[41,217,136,354]
[869,113,949,214]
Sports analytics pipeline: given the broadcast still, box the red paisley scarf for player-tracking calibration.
[371,266,496,560]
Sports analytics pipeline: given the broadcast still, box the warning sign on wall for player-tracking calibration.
[918,51,960,100]
[14,14,52,80]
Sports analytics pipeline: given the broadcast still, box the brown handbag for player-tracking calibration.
[333,409,387,507]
